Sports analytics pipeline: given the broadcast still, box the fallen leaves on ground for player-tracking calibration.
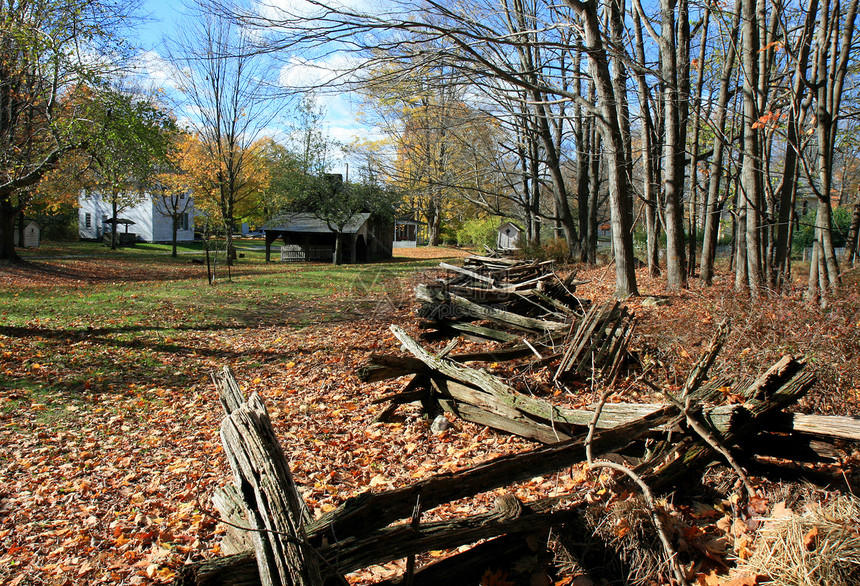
[1,255,859,585]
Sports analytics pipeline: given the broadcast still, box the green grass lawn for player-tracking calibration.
[0,243,494,585]
[16,238,267,259]
[0,245,456,407]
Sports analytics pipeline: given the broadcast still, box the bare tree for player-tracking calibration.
[565,0,639,296]
[699,0,743,285]
[806,0,860,297]
[736,0,766,294]
[770,0,819,287]
[633,0,690,289]
[631,7,662,277]
[166,1,284,266]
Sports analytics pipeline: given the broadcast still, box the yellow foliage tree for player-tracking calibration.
[174,133,271,242]
[361,63,504,245]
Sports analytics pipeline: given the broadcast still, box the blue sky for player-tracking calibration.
[131,0,374,176]
[136,0,182,52]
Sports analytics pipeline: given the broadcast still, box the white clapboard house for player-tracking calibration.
[78,190,196,243]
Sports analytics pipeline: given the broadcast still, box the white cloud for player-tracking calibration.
[132,50,179,93]
[253,0,382,22]
[278,53,367,90]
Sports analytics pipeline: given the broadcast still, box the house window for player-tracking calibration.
[181,213,189,231]
[85,213,92,228]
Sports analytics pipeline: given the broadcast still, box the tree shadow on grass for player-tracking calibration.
[0,257,299,286]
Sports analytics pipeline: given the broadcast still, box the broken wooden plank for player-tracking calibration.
[444,294,568,332]
[463,254,525,267]
[215,368,324,586]
[371,533,543,586]
[438,261,497,283]
[373,375,431,423]
[306,404,677,545]
[647,356,816,491]
[444,322,521,343]
[416,284,568,333]
[554,301,630,381]
[212,483,256,555]
[316,496,581,576]
[434,379,575,444]
[176,492,585,586]
[174,551,258,586]
[775,412,860,441]
[391,326,654,439]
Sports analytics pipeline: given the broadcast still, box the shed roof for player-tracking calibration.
[498,221,524,232]
[264,212,371,234]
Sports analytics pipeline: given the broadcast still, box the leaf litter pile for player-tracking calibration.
[1,251,860,586]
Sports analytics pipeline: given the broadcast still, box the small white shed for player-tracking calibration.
[14,221,40,248]
[497,222,523,250]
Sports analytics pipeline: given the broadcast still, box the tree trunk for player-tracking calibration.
[660,0,688,289]
[688,6,710,279]
[111,196,119,250]
[809,0,859,293]
[632,10,660,277]
[539,108,579,259]
[0,200,22,263]
[843,201,860,266]
[172,216,179,258]
[700,0,742,284]
[427,198,442,246]
[738,0,764,294]
[334,232,343,265]
[566,0,638,297]
[573,47,591,262]
[587,126,601,264]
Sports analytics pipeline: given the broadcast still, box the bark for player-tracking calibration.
[565,0,638,297]
[111,195,119,250]
[660,0,688,289]
[530,95,579,257]
[699,0,743,285]
[587,120,601,264]
[427,198,442,246]
[574,48,591,263]
[0,199,22,263]
[738,0,765,294]
[771,0,818,286]
[214,368,324,586]
[809,0,860,293]
[632,11,660,277]
[843,201,860,266]
[688,6,710,278]
[333,232,343,265]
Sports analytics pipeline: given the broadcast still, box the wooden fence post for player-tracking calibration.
[213,367,324,586]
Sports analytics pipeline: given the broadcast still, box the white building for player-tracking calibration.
[14,220,40,248]
[497,221,523,250]
[78,191,196,243]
